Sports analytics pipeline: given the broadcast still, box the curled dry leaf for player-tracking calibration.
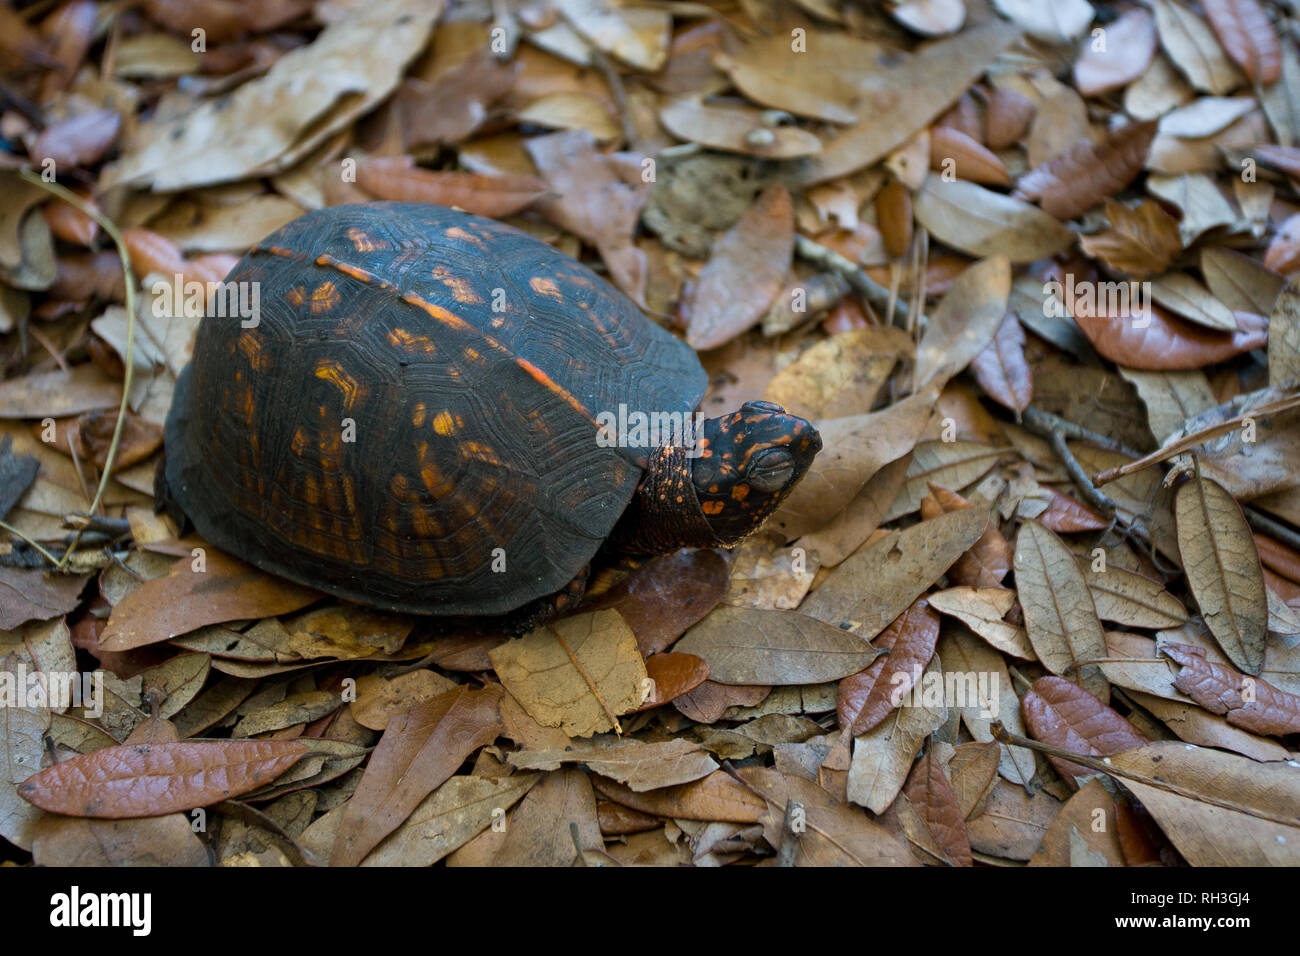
[17,740,309,818]
[1020,676,1148,789]
[927,586,1036,659]
[639,652,710,709]
[1162,643,1300,736]
[356,158,548,218]
[985,86,1036,150]
[684,183,794,351]
[1015,121,1157,221]
[1174,475,1268,675]
[928,126,1011,185]
[1078,199,1183,280]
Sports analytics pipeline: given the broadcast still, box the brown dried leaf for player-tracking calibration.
[837,599,940,735]
[902,747,972,866]
[1174,475,1268,674]
[913,176,1074,263]
[1021,676,1148,788]
[920,484,1013,588]
[99,549,320,652]
[507,736,717,791]
[586,550,728,657]
[802,506,990,639]
[1079,199,1184,280]
[489,608,647,736]
[1152,0,1244,94]
[1014,521,1108,699]
[928,126,1011,185]
[1201,0,1281,86]
[28,109,121,168]
[1073,7,1157,96]
[684,183,794,351]
[1162,643,1300,735]
[330,684,503,867]
[17,740,309,818]
[638,652,710,709]
[1071,301,1268,371]
[356,159,547,218]
[675,606,881,686]
[1107,742,1300,864]
[1028,778,1125,866]
[1016,121,1158,221]
[970,312,1032,413]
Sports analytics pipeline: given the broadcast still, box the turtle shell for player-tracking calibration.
[163,202,707,615]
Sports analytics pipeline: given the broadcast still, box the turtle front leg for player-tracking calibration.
[499,563,591,635]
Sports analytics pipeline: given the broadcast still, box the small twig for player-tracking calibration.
[552,629,621,735]
[0,518,62,567]
[1244,507,1300,556]
[1021,407,1142,458]
[588,47,637,151]
[19,169,138,570]
[794,234,910,327]
[990,722,1297,828]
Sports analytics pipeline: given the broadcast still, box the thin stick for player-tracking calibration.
[794,235,910,326]
[19,169,137,570]
[0,518,62,567]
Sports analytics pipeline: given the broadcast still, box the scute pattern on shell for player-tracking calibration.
[164,203,707,615]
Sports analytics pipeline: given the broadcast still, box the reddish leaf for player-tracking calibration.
[357,158,548,218]
[684,183,795,351]
[1015,121,1157,221]
[1021,676,1147,789]
[1256,532,1300,586]
[1201,0,1281,85]
[29,109,121,167]
[970,312,1032,412]
[929,126,1011,185]
[903,748,973,866]
[920,483,1012,588]
[1162,643,1300,736]
[638,652,710,710]
[838,599,940,735]
[673,681,769,724]
[1037,490,1109,533]
[1072,303,1268,371]
[99,548,320,652]
[17,740,308,818]
[331,684,503,866]
[586,549,729,656]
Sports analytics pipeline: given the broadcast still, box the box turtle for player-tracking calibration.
[159,203,821,625]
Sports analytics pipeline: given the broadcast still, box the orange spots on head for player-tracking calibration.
[433,410,456,436]
[313,359,360,410]
[529,276,564,300]
[730,483,750,501]
[701,500,725,516]
[310,280,341,315]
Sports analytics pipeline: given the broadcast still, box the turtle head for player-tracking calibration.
[690,401,821,544]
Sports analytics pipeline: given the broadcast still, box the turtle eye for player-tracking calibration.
[747,448,794,492]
